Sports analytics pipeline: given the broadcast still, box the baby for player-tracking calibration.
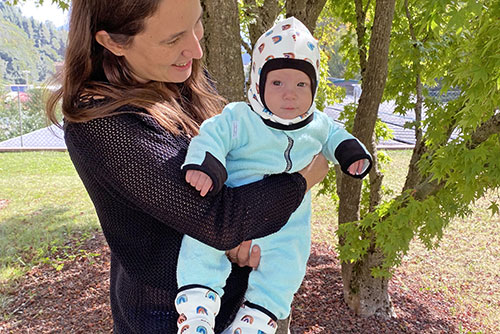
[176,17,372,334]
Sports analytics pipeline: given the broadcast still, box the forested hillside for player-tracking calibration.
[0,1,66,84]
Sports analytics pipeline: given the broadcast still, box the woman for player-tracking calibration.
[46,0,329,333]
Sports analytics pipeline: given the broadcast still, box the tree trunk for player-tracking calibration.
[402,0,425,192]
[201,0,245,102]
[286,0,328,34]
[244,0,281,47]
[276,316,291,334]
[341,249,396,318]
[338,0,396,317]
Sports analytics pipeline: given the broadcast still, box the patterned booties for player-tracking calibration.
[175,286,221,334]
[221,303,278,334]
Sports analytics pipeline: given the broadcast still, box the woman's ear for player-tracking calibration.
[95,30,125,56]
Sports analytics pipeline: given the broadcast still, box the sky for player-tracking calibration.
[18,0,68,28]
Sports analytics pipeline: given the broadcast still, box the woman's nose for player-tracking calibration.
[182,32,203,60]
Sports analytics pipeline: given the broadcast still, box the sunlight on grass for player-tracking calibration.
[0,152,99,284]
[311,149,412,244]
[399,190,500,333]
[0,266,23,284]
[1,150,498,332]
[311,149,500,333]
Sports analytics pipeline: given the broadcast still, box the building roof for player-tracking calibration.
[325,97,415,149]
[1,97,437,151]
[0,124,65,151]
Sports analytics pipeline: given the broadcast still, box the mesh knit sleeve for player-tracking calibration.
[64,112,306,251]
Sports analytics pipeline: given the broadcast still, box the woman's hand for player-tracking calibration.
[299,153,329,192]
[225,156,328,268]
[225,240,261,269]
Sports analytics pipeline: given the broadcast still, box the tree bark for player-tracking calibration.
[468,111,500,149]
[354,0,369,76]
[338,0,396,317]
[201,0,245,102]
[341,249,396,318]
[286,0,328,34]
[276,316,291,334]
[244,0,281,47]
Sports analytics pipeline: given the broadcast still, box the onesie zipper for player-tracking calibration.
[284,135,294,172]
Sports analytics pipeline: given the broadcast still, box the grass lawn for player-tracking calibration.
[0,152,99,283]
[311,150,500,333]
[1,150,499,332]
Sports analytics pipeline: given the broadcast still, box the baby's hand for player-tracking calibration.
[185,170,213,197]
[348,159,367,176]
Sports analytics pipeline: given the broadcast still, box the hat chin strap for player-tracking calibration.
[261,107,314,126]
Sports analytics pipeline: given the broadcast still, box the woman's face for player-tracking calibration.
[121,0,204,83]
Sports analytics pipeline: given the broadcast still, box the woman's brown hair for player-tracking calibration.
[46,0,225,136]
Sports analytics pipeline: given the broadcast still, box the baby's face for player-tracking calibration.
[264,68,313,120]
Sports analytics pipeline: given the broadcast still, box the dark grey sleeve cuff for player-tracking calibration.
[182,152,228,194]
[334,139,373,179]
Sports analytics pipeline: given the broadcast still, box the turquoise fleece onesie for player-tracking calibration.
[177,17,372,320]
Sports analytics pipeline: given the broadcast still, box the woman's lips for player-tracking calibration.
[173,60,192,70]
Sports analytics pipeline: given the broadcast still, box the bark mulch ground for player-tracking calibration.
[0,233,483,333]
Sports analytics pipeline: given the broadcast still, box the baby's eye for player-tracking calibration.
[297,82,308,87]
[272,80,282,86]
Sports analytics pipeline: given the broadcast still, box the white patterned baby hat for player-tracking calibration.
[247,16,321,126]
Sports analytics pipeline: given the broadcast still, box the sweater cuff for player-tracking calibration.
[290,172,307,193]
[334,139,373,179]
[182,152,228,194]
[289,172,307,207]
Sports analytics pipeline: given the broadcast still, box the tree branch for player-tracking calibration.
[286,0,326,33]
[339,0,396,224]
[354,0,368,74]
[363,0,372,14]
[468,111,500,149]
[402,0,426,191]
[306,0,328,34]
[241,36,252,56]
[248,0,280,47]
[409,111,500,201]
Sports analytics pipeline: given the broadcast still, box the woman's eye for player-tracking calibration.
[297,82,307,87]
[165,38,180,46]
[272,80,282,86]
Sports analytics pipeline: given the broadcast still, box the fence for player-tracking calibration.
[0,84,461,152]
[0,85,66,151]
[0,124,65,151]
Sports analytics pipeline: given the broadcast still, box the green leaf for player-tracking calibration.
[55,263,64,271]
[488,201,499,216]
[467,0,483,16]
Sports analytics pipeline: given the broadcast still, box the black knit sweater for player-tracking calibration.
[64,108,306,333]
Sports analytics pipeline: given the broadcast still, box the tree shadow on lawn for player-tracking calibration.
[1,204,81,232]
[0,234,113,334]
[291,243,462,334]
[1,234,465,334]
[0,205,96,263]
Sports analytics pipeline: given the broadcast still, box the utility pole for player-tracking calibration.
[18,70,29,147]
[22,70,30,89]
[17,89,23,147]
